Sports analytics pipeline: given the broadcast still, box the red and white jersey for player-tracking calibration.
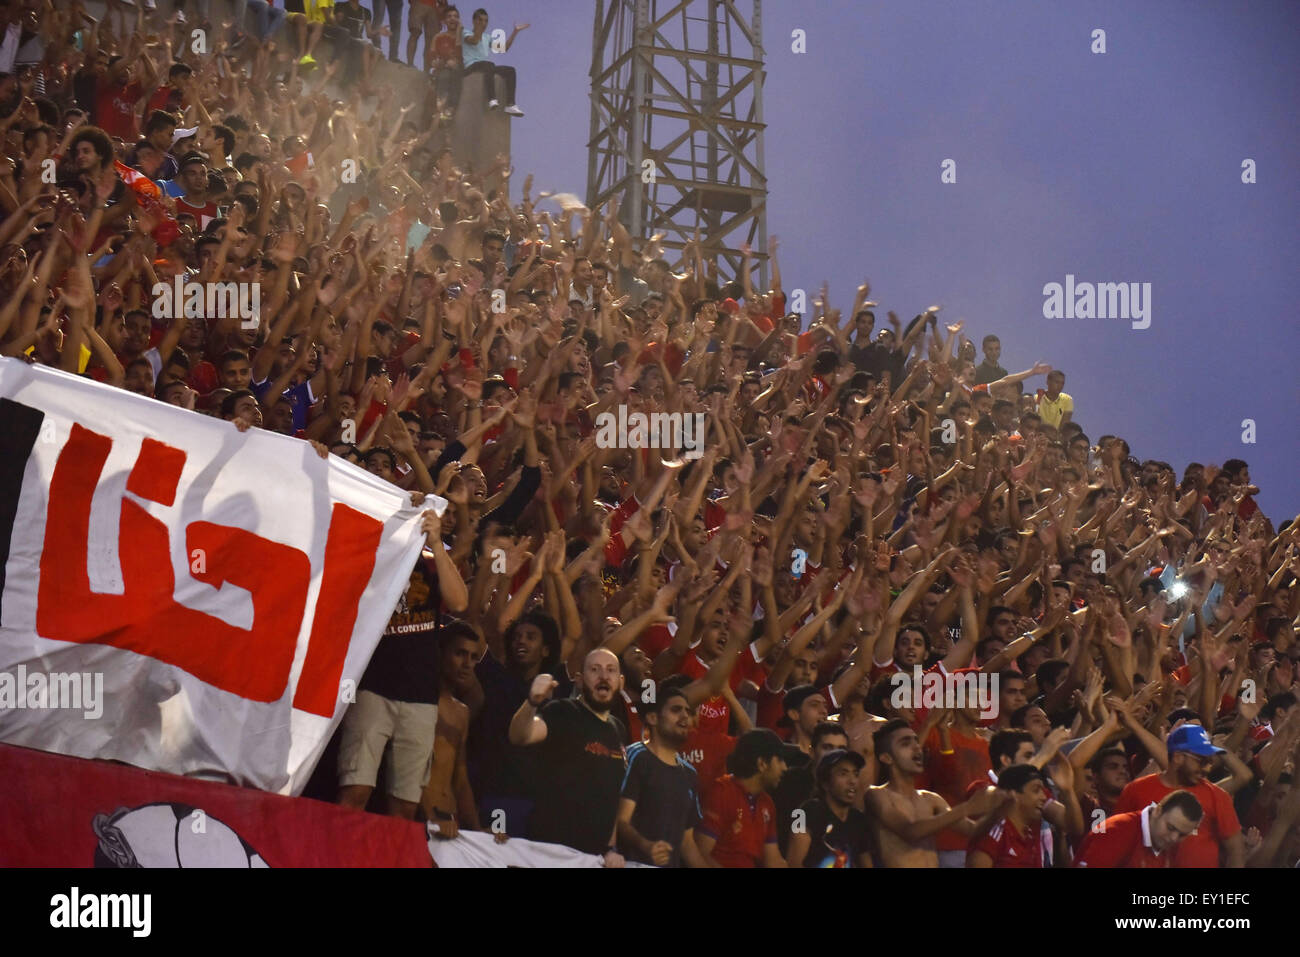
[970,816,1052,868]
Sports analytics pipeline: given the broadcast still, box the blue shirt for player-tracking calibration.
[407,220,432,252]
[252,376,315,432]
[462,29,491,68]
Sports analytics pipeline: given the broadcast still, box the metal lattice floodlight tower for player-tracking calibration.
[587,0,768,289]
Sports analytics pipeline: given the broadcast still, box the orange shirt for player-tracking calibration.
[919,725,991,852]
[1113,774,1240,868]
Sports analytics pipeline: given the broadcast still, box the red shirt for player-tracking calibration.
[678,650,743,796]
[1113,774,1240,868]
[1247,722,1273,744]
[285,150,315,175]
[602,495,640,571]
[970,815,1050,868]
[358,398,387,438]
[699,774,778,868]
[1075,807,1171,868]
[683,731,735,801]
[188,360,220,397]
[1074,792,1119,852]
[638,623,675,661]
[433,30,463,66]
[800,375,831,406]
[1201,494,1259,521]
[679,653,731,739]
[636,341,686,378]
[614,691,644,746]
[96,81,144,139]
[145,84,186,117]
[175,195,219,230]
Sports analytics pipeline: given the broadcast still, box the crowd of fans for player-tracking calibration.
[2,0,1297,868]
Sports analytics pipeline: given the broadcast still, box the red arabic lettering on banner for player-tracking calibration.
[37,423,383,717]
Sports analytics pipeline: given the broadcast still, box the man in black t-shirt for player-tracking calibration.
[337,508,469,819]
[329,0,381,88]
[774,721,848,854]
[617,677,705,867]
[787,749,873,867]
[335,0,371,39]
[846,309,877,372]
[508,648,628,865]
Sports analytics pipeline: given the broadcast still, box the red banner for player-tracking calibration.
[0,744,432,867]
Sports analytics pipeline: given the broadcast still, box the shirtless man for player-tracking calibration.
[864,719,1007,868]
[436,196,488,264]
[421,621,483,837]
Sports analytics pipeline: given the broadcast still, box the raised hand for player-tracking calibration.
[511,388,538,428]
[528,673,558,707]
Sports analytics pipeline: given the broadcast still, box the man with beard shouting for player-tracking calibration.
[509,647,628,866]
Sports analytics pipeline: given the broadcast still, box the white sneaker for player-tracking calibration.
[143,0,157,9]
[486,99,500,110]
[504,104,524,117]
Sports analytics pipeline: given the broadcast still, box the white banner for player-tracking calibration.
[427,829,654,868]
[0,359,432,795]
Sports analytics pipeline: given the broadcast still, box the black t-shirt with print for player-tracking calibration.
[528,698,627,854]
[358,551,441,704]
[336,3,371,40]
[797,796,872,867]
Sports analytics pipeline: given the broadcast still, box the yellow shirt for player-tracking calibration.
[306,0,335,24]
[26,343,92,374]
[1037,390,1074,428]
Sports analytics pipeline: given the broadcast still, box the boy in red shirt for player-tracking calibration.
[696,730,790,868]
[968,764,1052,867]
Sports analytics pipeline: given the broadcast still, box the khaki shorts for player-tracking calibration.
[338,690,438,803]
[409,3,441,34]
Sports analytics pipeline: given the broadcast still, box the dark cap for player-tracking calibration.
[815,748,866,784]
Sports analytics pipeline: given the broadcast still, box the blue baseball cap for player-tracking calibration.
[1167,724,1226,757]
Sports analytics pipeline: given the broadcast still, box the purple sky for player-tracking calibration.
[455,0,1300,521]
